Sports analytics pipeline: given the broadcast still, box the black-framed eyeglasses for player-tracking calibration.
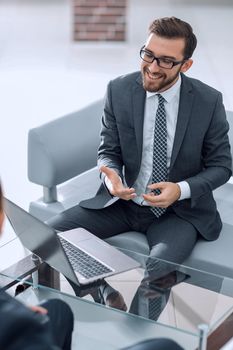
[140,45,186,69]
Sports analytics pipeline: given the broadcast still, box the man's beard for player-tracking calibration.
[142,66,181,92]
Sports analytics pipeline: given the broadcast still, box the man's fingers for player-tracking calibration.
[100,166,137,200]
[123,193,137,200]
[29,305,48,314]
[126,187,136,194]
[142,194,167,207]
[112,187,136,199]
[143,193,163,202]
[115,188,136,200]
[147,182,165,190]
[112,186,135,195]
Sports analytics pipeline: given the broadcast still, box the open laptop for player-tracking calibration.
[4,198,140,286]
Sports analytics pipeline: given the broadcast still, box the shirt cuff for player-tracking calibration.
[177,181,191,201]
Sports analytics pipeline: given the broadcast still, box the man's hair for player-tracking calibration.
[149,17,197,59]
[0,182,2,212]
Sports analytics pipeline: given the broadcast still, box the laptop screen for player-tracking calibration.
[3,198,78,284]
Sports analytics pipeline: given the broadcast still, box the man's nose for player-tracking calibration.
[149,59,160,73]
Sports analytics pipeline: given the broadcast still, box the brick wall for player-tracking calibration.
[73,0,127,41]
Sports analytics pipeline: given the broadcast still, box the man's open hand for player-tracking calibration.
[100,166,136,200]
[143,182,181,208]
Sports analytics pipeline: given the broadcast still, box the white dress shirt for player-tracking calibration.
[105,74,191,204]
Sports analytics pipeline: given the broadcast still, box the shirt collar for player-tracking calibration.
[146,74,181,103]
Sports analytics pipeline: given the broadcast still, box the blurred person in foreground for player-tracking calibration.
[0,181,74,350]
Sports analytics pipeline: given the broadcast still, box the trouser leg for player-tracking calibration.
[46,200,132,238]
[46,200,133,303]
[41,299,74,350]
[47,201,198,318]
[129,211,198,320]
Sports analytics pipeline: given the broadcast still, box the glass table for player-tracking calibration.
[0,216,60,290]
[2,247,233,349]
[0,271,200,350]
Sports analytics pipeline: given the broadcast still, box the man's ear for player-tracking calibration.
[180,59,193,73]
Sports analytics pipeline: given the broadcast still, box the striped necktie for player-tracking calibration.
[150,94,167,218]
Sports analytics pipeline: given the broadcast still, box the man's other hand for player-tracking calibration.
[29,305,48,314]
[100,166,136,200]
[142,182,181,208]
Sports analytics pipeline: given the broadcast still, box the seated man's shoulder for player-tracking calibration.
[185,75,221,98]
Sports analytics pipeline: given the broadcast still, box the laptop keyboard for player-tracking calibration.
[59,237,113,279]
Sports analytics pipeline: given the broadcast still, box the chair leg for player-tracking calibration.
[32,271,38,289]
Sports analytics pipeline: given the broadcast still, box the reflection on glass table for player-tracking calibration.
[2,248,233,349]
[0,273,200,350]
[103,248,233,350]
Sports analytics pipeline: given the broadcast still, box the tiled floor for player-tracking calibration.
[1,0,233,271]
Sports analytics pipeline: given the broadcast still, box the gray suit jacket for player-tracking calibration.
[80,72,232,241]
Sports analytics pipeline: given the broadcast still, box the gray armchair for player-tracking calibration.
[28,99,233,278]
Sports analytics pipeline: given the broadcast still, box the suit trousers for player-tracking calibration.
[47,199,198,320]
[48,199,198,264]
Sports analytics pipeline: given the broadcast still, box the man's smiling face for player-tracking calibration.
[141,33,192,92]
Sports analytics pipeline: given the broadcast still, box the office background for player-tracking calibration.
[0,0,233,235]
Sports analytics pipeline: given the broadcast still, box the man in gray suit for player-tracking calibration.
[49,17,232,312]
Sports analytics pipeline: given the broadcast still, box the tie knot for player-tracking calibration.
[157,94,165,105]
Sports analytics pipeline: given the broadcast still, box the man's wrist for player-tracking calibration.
[105,176,113,192]
[104,175,122,197]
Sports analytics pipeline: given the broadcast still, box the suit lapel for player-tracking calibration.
[132,74,146,162]
[169,74,194,171]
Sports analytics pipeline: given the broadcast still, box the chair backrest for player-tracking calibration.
[28,99,104,187]
[28,106,233,189]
